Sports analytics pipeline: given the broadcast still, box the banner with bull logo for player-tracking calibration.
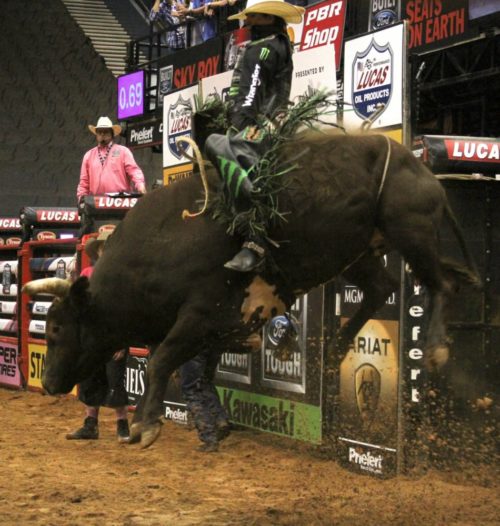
[343,23,404,132]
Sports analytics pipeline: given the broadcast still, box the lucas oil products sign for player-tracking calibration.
[343,23,404,132]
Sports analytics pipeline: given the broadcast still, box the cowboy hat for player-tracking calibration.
[228,0,305,24]
[88,116,122,137]
[84,229,114,260]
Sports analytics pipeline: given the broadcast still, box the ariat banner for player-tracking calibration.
[217,387,321,443]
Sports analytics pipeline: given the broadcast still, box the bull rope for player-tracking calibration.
[175,136,210,219]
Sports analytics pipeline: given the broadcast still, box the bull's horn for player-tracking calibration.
[22,277,71,298]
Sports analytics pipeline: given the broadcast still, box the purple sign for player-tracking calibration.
[0,340,21,388]
[117,70,145,120]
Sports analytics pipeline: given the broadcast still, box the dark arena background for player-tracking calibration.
[0,1,499,524]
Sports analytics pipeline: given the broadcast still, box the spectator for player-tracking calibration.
[203,0,243,33]
[149,0,186,53]
[66,230,131,443]
[179,349,230,452]
[177,0,217,46]
[77,116,146,202]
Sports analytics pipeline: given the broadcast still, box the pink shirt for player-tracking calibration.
[77,143,145,199]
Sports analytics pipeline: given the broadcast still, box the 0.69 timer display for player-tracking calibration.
[117,70,145,120]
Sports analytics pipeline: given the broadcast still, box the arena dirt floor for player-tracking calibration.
[1,388,498,526]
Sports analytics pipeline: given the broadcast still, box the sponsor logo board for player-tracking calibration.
[0,341,21,388]
[28,342,77,394]
[344,23,404,131]
[217,387,321,443]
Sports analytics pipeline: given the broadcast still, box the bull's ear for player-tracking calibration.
[69,276,91,313]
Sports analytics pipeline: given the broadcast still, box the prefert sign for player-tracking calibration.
[300,0,346,70]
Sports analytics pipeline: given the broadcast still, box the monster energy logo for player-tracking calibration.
[259,47,270,60]
[217,156,249,197]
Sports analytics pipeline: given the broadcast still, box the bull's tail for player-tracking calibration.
[175,136,209,219]
[443,202,482,288]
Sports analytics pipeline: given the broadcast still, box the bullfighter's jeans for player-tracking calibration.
[180,349,228,445]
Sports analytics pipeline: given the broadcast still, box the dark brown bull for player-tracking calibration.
[23,131,479,448]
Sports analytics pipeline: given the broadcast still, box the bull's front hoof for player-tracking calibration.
[128,422,142,445]
[141,422,162,449]
[425,344,449,371]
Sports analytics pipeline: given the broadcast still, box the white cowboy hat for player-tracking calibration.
[228,0,305,24]
[88,116,122,137]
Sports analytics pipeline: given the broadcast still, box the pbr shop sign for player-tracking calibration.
[403,0,472,51]
[369,0,401,31]
[158,37,222,104]
[126,119,162,149]
[300,0,346,70]
[216,351,251,385]
[344,23,404,131]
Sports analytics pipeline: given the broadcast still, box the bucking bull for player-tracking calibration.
[23,131,479,448]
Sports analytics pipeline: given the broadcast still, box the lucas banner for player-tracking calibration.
[344,23,404,131]
[162,85,198,172]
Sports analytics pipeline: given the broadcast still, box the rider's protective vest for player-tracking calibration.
[228,31,293,131]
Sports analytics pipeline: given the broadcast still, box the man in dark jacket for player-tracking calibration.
[205,0,304,272]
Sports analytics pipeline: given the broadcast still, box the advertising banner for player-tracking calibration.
[290,44,337,104]
[337,253,402,477]
[27,342,77,394]
[299,0,347,70]
[126,350,188,424]
[412,135,500,176]
[125,351,148,407]
[157,37,222,105]
[162,85,198,183]
[217,386,322,443]
[200,70,233,103]
[403,0,473,51]
[369,0,401,31]
[0,339,21,388]
[216,351,252,385]
[260,296,307,394]
[126,118,163,149]
[343,23,404,132]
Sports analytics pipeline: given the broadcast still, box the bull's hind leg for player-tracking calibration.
[385,222,449,370]
[337,253,399,361]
